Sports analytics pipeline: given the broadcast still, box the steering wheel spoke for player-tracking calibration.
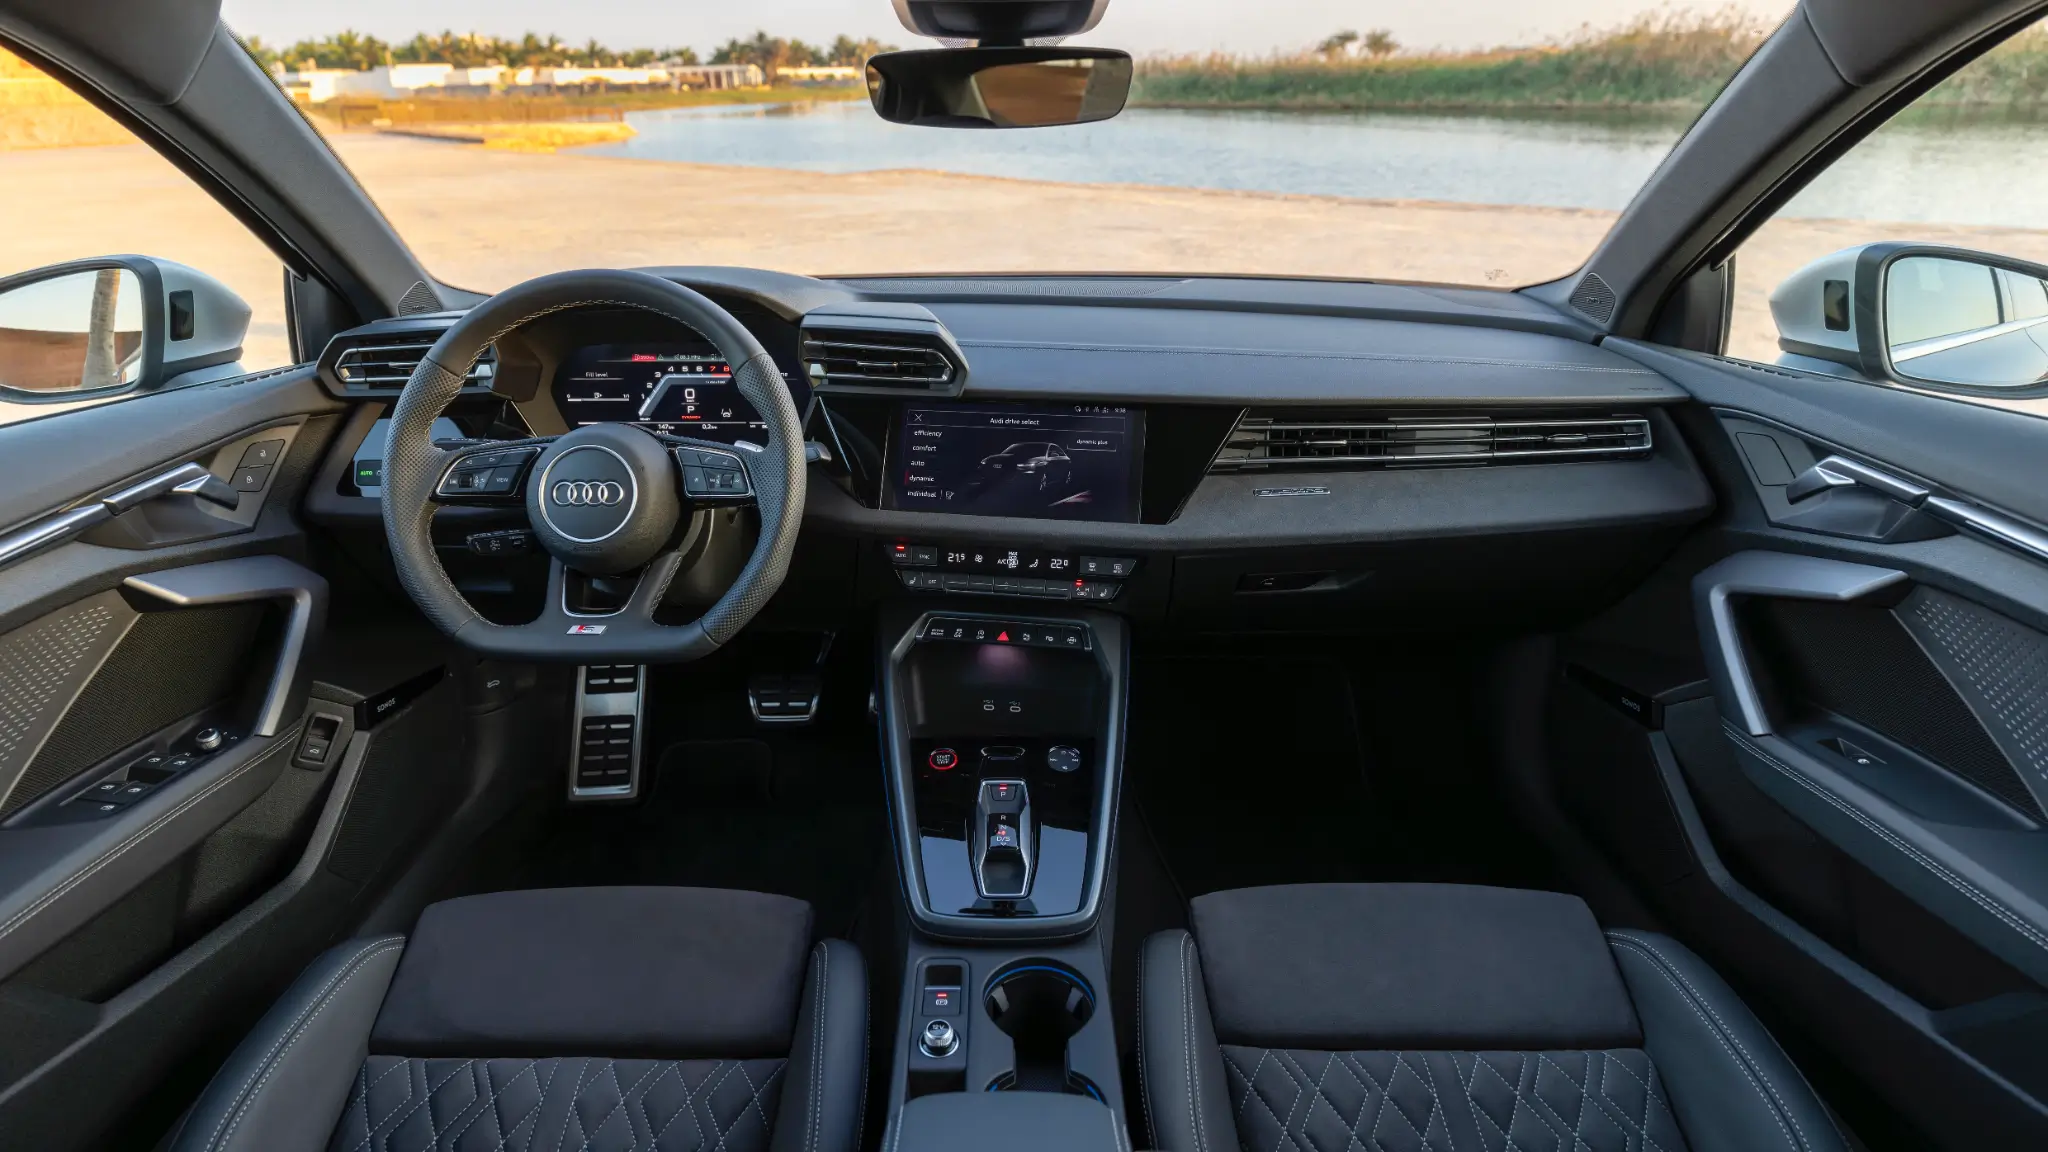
[454,552,714,662]
[432,440,549,505]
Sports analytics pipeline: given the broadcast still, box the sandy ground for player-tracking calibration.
[8,133,2048,376]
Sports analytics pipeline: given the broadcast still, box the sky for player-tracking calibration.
[219,0,1797,57]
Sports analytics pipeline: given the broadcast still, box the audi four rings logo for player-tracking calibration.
[550,480,627,506]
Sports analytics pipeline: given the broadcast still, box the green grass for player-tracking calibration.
[1916,26,2048,109]
[1133,13,2048,116]
[1130,10,1771,113]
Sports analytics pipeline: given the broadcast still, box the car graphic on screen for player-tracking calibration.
[976,441,1073,491]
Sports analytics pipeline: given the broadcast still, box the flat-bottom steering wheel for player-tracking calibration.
[380,269,805,662]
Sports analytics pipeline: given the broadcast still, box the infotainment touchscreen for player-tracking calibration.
[885,402,1144,523]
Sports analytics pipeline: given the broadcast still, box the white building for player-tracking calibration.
[272,60,768,102]
[777,65,861,83]
[664,63,766,89]
[272,63,456,102]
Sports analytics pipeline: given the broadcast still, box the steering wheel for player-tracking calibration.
[380,269,806,662]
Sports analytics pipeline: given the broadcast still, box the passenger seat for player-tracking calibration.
[1139,883,1844,1152]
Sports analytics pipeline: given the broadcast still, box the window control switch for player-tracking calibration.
[298,715,343,766]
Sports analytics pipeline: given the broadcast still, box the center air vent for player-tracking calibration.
[329,335,494,394]
[1210,413,1652,472]
[799,323,963,394]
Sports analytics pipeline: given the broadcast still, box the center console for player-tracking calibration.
[875,600,1131,1132]
[878,602,1128,939]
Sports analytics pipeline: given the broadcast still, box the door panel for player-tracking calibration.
[0,367,352,1147]
[1562,341,2048,1146]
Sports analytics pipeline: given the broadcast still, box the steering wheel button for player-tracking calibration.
[683,465,710,493]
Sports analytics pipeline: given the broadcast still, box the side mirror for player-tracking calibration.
[1769,242,2048,393]
[0,256,250,401]
[866,47,1132,129]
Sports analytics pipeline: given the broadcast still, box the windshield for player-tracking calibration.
[221,1,1789,292]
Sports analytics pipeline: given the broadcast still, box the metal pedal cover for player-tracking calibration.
[569,665,643,801]
[748,673,820,725]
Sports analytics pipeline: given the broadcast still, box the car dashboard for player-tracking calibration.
[304,268,1714,634]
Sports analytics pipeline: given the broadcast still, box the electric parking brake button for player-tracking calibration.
[922,986,962,1016]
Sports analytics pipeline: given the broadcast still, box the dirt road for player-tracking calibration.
[7,132,2048,375]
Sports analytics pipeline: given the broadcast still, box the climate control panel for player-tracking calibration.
[887,541,1135,602]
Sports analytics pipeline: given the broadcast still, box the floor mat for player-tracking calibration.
[518,736,891,940]
[1123,650,1561,901]
[1125,656,1392,899]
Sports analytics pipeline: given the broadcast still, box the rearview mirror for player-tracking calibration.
[866,47,1132,129]
[1770,242,2048,393]
[0,256,251,400]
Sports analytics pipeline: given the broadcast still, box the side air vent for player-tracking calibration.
[799,322,965,395]
[1210,413,1653,472]
[325,333,494,396]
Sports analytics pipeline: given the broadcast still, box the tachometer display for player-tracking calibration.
[552,342,768,441]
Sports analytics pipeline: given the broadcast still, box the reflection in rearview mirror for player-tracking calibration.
[0,268,146,394]
[867,48,1133,129]
[1887,254,2048,388]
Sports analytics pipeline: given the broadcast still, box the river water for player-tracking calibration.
[580,99,2048,229]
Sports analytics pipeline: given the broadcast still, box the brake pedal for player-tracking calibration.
[569,665,644,801]
[748,673,820,725]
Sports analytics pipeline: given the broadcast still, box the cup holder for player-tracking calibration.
[983,959,1097,1096]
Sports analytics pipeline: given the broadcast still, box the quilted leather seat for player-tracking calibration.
[1139,883,1846,1152]
[165,887,866,1152]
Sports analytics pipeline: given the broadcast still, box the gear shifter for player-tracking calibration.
[972,778,1033,900]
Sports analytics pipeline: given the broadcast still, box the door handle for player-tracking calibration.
[1784,454,1929,506]
[107,462,239,512]
[0,462,242,571]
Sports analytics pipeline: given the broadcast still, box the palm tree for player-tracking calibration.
[80,269,122,390]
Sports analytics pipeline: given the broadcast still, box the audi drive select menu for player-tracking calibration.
[886,403,1143,523]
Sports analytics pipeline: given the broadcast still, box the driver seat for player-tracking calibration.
[166,887,866,1152]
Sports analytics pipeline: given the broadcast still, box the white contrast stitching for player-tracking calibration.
[810,942,828,1152]
[0,733,297,943]
[854,954,871,1152]
[549,1058,592,1152]
[205,937,402,1152]
[1178,932,1208,1152]
[1728,726,2048,954]
[1608,934,1802,1152]
[1609,931,1813,1152]
[1136,940,1154,1147]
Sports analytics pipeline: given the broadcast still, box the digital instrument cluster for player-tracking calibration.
[551,342,769,442]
